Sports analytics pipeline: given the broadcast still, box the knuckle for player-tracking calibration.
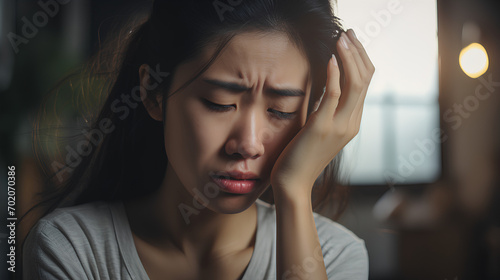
[333,123,349,136]
[326,89,341,99]
[312,123,330,139]
[359,73,369,83]
[348,124,360,137]
[350,47,360,56]
[340,43,351,54]
[349,81,364,92]
[353,43,363,51]
[366,75,373,84]
[307,111,320,124]
[369,64,376,74]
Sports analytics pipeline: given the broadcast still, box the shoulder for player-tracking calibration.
[38,200,113,227]
[26,200,121,247]
[26,201,117,244]
[22,201,123,279]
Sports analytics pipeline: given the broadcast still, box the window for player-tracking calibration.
[336,0,440,185]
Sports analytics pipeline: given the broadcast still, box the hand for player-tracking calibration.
[270,29,375,200]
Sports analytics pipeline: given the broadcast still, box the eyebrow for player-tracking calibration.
[202,78,305,97]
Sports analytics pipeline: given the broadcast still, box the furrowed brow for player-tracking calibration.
[203,78,305,97]
[269,88,305,97]
[203,79,250,92]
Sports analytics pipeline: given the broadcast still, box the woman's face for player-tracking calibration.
[163,31,312,213]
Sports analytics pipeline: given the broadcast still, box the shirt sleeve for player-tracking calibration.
[22,221,88,280]
[324,239,369,280]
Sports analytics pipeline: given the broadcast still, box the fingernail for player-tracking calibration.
[350,29,357,40]
[331,54,338,66]
[345,33,353,45]
[341,35,349,49]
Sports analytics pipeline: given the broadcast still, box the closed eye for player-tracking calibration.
[201,99,235,112]
[202,98,297,120]
[268,109,297,120]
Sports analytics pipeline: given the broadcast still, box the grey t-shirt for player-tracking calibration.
[23,199,368,279]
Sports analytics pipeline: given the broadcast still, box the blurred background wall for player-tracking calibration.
[1,0,499,279]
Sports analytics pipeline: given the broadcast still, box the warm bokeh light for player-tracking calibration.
[459,43,489,78]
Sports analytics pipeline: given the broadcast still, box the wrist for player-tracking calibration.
[272,184,312,208]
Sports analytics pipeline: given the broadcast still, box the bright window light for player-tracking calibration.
[336,0,440,185]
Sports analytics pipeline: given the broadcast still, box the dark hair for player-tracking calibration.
[29,0,348,224]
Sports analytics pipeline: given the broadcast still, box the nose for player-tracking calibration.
[225,110,265,159]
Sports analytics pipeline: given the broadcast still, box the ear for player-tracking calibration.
[139,64,163,121]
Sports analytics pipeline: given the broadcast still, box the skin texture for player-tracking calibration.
[125,29,374,280]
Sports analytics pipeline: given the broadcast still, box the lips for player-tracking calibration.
[212,170,260,180]
[210,170,260,194]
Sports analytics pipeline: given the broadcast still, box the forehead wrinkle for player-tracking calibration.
[203,31,310,96]
[223,39,277,87]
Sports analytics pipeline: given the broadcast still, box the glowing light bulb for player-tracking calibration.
[459,43,489,78]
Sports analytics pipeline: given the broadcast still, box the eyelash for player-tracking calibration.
[202,99,296,120]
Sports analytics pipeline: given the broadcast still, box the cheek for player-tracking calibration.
[165,96,227,172]
[165,93,307,183]
[164,96,205,189]
[188,106,228,167]
[260,119,304,174]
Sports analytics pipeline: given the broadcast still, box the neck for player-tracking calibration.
[124,164,257,262]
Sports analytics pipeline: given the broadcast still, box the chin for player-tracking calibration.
[206,192,260,214]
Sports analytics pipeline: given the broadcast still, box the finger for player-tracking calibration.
[337,32,362,85]
[354,88,368,125]
[334,33,364,121]
[346,29,375,76]
[355,100,364,129]
[345,30,373,121]
[346,32,371,116]
[315,54,341,120]
[336,32,368,116]
[352,88,368,137]
[344,31,368,81]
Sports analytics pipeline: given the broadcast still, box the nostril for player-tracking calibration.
[237,140,264,159]
[224,120,266,159]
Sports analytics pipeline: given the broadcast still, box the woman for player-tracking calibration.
[23,0,374,279]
